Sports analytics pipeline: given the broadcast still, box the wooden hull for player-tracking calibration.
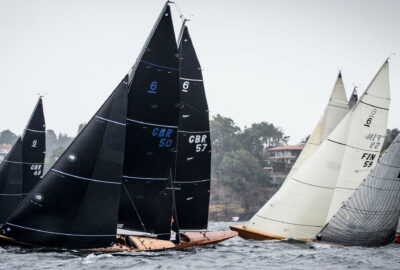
[176,230,238,249]
[230,225,286,240]
[0,230,237,252]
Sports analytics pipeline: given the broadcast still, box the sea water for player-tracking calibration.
[1,222,399,269]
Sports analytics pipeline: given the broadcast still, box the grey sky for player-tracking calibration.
[0,0,399,144]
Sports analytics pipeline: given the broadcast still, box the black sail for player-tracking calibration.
[21,97,46,194]
[316,134,400,246]
[0,76,129,249]
[348,87,358,110]
[174,24,211,229]
[119,3,180,232]
[0,138,23,223]
[0,98,45,224]
[154,170,180,243]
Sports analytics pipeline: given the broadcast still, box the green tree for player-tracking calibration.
[44,146,65,173]
[77,123,86,134]
[382,128,400,152]
[239,122,289,165]
[0,129,18,144]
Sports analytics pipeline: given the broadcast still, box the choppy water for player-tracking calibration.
[1,222,400,269]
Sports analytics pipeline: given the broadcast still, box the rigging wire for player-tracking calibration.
[121,181,147,232]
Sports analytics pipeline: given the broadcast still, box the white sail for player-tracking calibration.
[244,61,390,240]
[284,73,348,183]
[325,61,390,223]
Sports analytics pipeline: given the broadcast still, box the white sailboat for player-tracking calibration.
[231,61,390,240]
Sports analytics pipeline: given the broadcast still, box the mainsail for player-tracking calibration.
[0,138,22,223]
[282,72,349,184]
[242,61,390,240]
[119,3,180,233]
[325,60,390,223]
[0,98,45,224]
[348,87,358,110]
[174,22,211,229]
[317,134,400,246]
[0,76,129,249]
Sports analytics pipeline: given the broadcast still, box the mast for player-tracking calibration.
[317,134,400,246]
[154,169,180,243]
[0,76,129,249]
[243,61,390,240]
[174,22,211,229]
[119,2,180,233]
[0,97,46,224]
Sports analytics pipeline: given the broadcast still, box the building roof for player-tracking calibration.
[0,144,12,151]
[268,145,304,151]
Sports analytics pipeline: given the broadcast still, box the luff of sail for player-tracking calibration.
[317,134,400,246]
[0,76,129,249]
[119,3,180,233]
[0,97,45,224]
[325,60,390,223]
[283,72,349,185]
[237,61,390,240]
[21,97,46,194]
[174,23,211,230]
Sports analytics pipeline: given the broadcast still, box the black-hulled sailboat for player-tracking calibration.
[0,97,45,224]
[118,3,236,248]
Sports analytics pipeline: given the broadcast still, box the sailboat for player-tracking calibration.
[231,71,350,239]
[174,20,237,243]
[231,60,390,240]
[312,134,400,247]
[0,97,45,224]
[118,2,236,246]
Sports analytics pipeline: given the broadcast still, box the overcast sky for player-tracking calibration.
[0,0,399,144]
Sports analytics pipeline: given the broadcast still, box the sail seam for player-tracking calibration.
[123,175,168,181]
[178,130,210,134]
[140,60,179,71]
[180,77,203,82]
[175,179,211,183]
[26,129,45,133]
[327,139,381,153]
[255,215,323,227]
[51,169,121,185]
[95,116,126,126]
[327,104,349,110]
[291,177,334,189]
[5,223,115,237]
[359,100,389,111]
[126,118,178,129]
[3,160,44,165]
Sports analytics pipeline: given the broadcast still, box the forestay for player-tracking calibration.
[317,134,400,246]
[119,3,180,233]
[174,23,211,230]
[0,76,129,249]
[243,61,390,240]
